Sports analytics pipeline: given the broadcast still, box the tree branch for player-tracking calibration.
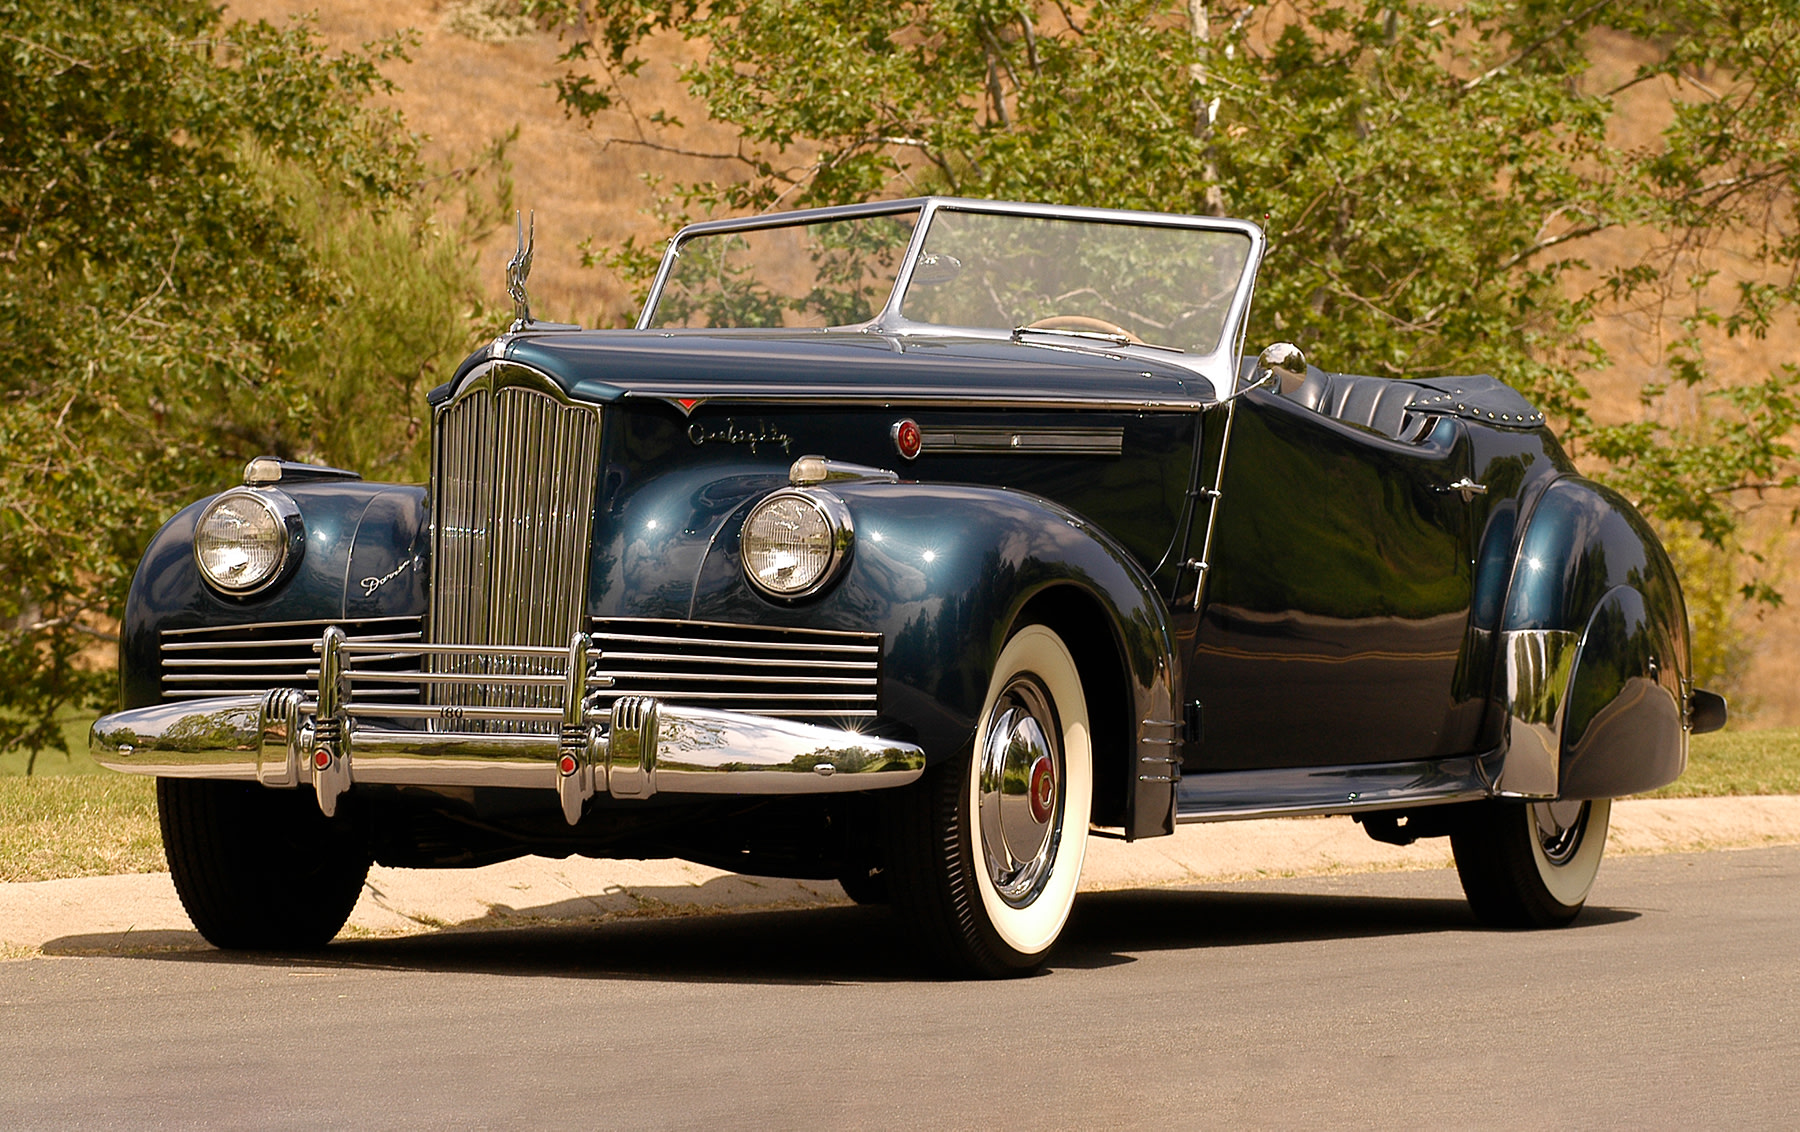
[1050,1,1085,38]
[1498,222,1609,271]
[1462,0,1615,92]
[0,31,94,74]
[18,614,119,643]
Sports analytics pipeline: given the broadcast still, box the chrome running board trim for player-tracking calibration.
[1174,752,1501,823]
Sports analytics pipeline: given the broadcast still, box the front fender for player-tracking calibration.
[1493,476,1690,798]
[119,482,430,709]
[688,481,1180,838]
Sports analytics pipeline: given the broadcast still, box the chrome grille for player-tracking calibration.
[429,367,603,723]
[589,618,881,720]
[156,615,884,724]
[159,617,423,702]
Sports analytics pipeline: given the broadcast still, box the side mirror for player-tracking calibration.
[909,252,963,287]
[1255,342,1308,395]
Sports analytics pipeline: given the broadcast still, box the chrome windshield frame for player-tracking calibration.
[637,197,1267,399]
[635,198,932,333]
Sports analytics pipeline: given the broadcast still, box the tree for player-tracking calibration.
[0,0,495,764]
[537,0,1800,681]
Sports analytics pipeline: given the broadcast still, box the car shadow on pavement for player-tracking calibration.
[1056,888,1637,969]
[37,886,1639,984]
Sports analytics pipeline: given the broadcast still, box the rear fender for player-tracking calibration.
[1493,477,1689,798]
[1560,586,1686,797]
[689,481,1180,838]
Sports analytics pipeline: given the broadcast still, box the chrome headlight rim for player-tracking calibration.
[741,487,855,600]
[192,487,305,597]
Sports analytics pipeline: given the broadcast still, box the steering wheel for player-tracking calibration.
[1024,315,1143,344]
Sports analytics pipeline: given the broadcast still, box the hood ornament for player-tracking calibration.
[506,210,535,331]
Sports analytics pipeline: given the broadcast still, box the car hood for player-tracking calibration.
[442,329,1213,409]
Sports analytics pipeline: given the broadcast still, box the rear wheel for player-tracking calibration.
[1451,797,1611,928]
[158,778,371,950]
[884,624,1092,977]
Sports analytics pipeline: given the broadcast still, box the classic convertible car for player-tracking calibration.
[93,198,1726,976]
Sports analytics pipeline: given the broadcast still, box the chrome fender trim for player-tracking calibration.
[1495,628,1579,798]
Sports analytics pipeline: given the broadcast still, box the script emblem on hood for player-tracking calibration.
[358,558,412,598]
[687,418,793,455]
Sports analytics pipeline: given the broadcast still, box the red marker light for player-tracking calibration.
[892,419,922,460]
[559,754,579,776]
[313,748,332,770]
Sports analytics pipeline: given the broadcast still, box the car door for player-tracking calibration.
[1183,386,1478,770]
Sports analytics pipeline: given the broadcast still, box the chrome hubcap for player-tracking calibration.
[1532,799,1589,866]
[977,676,1062,907]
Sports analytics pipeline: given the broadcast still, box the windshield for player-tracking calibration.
[899,211,1253,355]
[647,211,919,330]
[643,201,1257,357]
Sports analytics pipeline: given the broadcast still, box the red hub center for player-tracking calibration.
[1028,754,1057,824]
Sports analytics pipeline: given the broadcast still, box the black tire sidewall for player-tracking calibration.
[159,778,371,950]
[1451,798,1610,929]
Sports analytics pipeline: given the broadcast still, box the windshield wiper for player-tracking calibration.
[1010,325,1185,353]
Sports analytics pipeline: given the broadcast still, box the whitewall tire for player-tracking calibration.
[1451,797,1612,928]
[884,623,1093,977]
[967,625,1092,958]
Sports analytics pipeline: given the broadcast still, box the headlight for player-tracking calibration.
[193,488,303,596]
[741,489,853,598]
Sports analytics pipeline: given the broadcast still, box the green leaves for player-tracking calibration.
[0,0,494,760]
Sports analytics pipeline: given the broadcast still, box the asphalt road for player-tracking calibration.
[3,846,1795,1129]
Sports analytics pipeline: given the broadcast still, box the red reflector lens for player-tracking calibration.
[558,754,578,776]
[313,749,332,770]
[892,419,922,460]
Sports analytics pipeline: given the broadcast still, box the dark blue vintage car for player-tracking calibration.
[93,198,1726,976]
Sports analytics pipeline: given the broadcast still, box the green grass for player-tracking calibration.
[0,774,162,883]
[0,711,104,777]
[1645,726,1800,798]
[1,711,164,882]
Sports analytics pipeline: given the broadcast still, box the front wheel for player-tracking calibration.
[884,624,1092,977]
[1450,797,1612,928]
[836,864,889,905]
[158,778,372,950]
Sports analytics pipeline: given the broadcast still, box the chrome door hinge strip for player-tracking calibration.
[1186,398,1238,610]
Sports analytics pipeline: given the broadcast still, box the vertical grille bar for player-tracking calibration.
[429,366,602,727]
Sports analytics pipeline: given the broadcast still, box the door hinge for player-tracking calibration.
[1441,477,1488,503]
[1183,700,1203,746]
[1182,559,1210,609]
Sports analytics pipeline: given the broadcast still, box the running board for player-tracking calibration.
[1175,752,1502,823]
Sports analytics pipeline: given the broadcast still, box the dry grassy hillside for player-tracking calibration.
[226,0,1800,725]
[227,0,740,325]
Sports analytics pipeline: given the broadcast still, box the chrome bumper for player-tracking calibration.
[91,630,924,824]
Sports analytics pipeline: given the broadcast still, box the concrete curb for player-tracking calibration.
[4,795,1797,957]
